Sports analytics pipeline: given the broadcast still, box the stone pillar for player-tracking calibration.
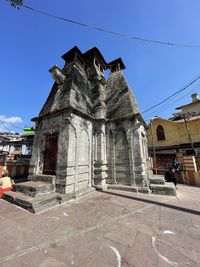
[93,122,108,186]
[28,121,43,180]
[126,130,136,187]
[132,123,149,190]
[110,132,116,184]
[55,120,71,194]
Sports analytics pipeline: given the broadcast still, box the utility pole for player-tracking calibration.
[182,113,199,171]
[183,114,194,151]
[150,119,157,175]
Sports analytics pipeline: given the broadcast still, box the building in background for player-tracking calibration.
[0,132,22,164]
[21,127,35,156]
[0,128,35,178]
[147,93,200,186]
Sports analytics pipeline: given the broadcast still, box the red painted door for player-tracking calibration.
[43,133,58,175]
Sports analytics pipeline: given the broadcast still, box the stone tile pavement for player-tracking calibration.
[0,184,200,267]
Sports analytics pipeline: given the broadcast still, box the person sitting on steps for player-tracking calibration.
[0,172,15,198]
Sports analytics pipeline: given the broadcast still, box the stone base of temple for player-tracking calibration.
[149,182,176,196]
[29,174,56,184]
[2,180,95,214]
[2,174,176,213]
[95,174,176,196]
[2,190,59,213]
[95,184,150,194]
[149,175,176,196]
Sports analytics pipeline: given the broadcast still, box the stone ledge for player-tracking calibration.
[95,184,151,194]
[150,182,176,196]
[138,187,151,194]
[30,175,56,184]
[149,175,165,185]
[107,184,138,193]
[56,187,95,203]
[95,184,108,191]
[14,181,55,197]
[2,191,59,213]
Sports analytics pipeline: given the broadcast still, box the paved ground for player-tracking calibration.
[0,184,200,267]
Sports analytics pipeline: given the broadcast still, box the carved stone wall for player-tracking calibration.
[30,46,150,194]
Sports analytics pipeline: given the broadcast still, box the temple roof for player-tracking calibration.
[83,47,108,69]
[108,58,126,72]
[61,46,83,62]
[106,71,140,119]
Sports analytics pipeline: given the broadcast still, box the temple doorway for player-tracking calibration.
[43,133,58,175]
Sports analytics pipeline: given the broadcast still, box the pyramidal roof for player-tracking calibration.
[37,46,142,122]
[105,70,140,120]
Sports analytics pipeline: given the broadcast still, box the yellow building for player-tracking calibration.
[148,116,200,156]
[147,93,200,185]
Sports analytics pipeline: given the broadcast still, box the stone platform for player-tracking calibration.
[149,175,176,196]
[3,190,59,214]
[2,174,175,213]
[2,177,95,213]
[150,182,176,195]
[96,175,176,196]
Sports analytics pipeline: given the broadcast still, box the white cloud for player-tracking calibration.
[0,115,23,132]
[0,115,22,124]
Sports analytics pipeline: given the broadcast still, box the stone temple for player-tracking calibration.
[30,46,150,191]
[2,47,176,213]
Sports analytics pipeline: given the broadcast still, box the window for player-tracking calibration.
[156,125,166,141]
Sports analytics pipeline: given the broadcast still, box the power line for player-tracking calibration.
[8,2,200,48]
[0,120,24,132]
[143,83,200,119]
[0,122,11,132]
[142,74,200,114]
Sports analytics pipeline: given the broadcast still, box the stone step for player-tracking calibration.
[30,174,56,184]
[57,187,95,203]
[96,184,150,194]
[75,187,95,199]
[2,191,59,213]
[13,181,54,197]
[150,182,176,196]
[108,184,150,194]
[149,175,165,185]
[107,184,138,193]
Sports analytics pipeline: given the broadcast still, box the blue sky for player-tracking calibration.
[1,0,200,132]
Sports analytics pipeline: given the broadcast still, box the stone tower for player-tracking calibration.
[29,46,150,197]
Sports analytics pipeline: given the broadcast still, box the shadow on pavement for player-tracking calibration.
[101,190,200,216]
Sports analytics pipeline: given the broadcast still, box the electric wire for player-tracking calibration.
[0,122,12,132]
[143,84,200,119]
[4,1,200,131]
[18,4,200,117]
[6,1,200,48]
[142,74,200,115]
[0,121,24,133]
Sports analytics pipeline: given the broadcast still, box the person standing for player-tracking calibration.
[165,167,177,188]
[170,168,177,187]
[170,158,180,171]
